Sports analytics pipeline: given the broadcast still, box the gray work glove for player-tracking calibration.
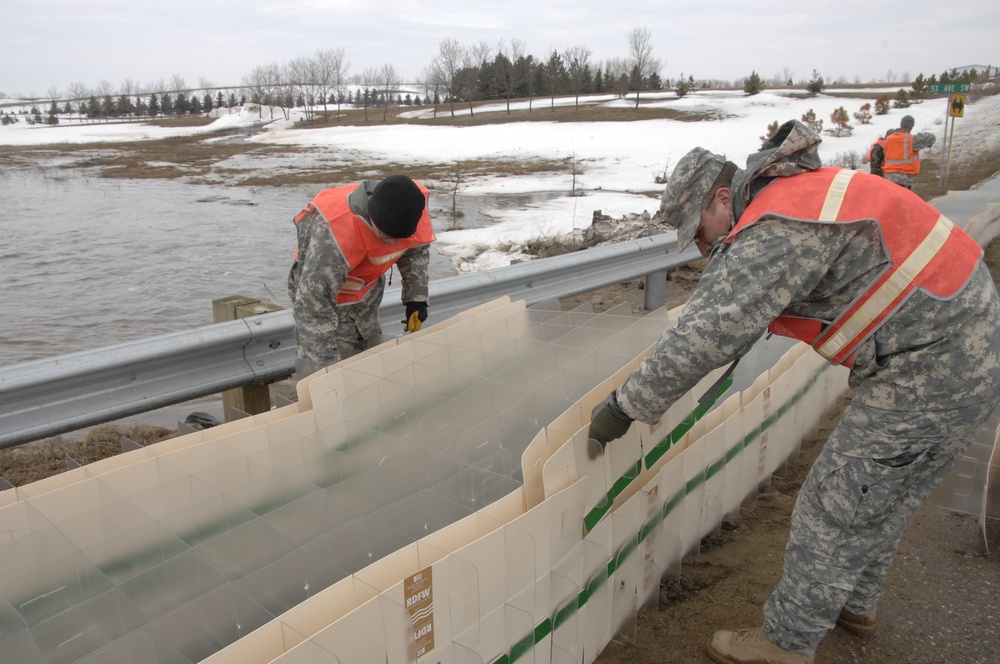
[588,391,634,452]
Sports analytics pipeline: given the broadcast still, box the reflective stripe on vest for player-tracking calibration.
[726,168,981,366]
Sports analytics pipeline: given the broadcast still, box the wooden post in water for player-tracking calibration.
[212,295,284,421]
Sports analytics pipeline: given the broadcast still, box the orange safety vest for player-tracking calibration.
[293,183,435,304]
[883,131,920,174]
[725,168,982,366]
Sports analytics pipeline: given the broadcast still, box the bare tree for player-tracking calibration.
[627,26,661,108]
[434,38,464,117]
[313,47,348,120]
[286,56,314,119]
[460,40,491,116]
[379,63,400,121]
[884,69,897,84]
[242,64,282,119]
[420,63,446,118]
[68,82,89,119]
[563,45,592,107]
[358,66,379,121]
[170,75,187,95]
[95,79,114,97]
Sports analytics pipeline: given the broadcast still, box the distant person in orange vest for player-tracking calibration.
[883,115,936,190]
[865,129,892,177]
[287,175,435,377]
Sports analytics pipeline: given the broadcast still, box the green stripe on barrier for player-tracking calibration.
[501,363,834,663]
[583,376,733,532]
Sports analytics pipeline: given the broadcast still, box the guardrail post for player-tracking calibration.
[640,228,668,310]
[212,295,284,421]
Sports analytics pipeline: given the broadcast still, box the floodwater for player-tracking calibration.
[0,165,563,367]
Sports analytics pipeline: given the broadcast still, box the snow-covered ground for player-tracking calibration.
[4,88,998,273]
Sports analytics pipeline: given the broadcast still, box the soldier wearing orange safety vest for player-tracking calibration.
[589,120,1000,664]
[882,115,936,190]
[288,175,435,376]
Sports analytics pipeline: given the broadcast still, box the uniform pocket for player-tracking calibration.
[816,451,925,529]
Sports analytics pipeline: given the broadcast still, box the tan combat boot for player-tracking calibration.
[707,628,814,664]
[836,608,877,637]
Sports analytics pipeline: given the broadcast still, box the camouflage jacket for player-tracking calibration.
[287,180,431,368]
[617,122,1000,424]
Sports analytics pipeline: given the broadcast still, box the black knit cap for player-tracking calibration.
[368,175,425,238]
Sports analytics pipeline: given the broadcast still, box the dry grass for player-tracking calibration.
[0,100,720,189]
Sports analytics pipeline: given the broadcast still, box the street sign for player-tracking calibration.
[931,83,971,94]
[949,93,966,118]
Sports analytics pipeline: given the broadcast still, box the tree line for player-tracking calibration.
[2,28,995,127]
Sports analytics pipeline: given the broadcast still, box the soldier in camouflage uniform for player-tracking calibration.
[883,114,936,190]
[590,121,1000,663]
[865,129,891,177]
[288,175,434,377]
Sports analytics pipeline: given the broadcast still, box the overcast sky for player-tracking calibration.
[2,0,997,98]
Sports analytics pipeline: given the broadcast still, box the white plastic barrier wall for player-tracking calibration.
[0,294,852,664]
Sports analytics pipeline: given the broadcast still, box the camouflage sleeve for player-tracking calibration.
[396,243,431,304]
[870,146,885,176]
[913,132,936,152]
[617,220,845,424]
[287,211,349,367]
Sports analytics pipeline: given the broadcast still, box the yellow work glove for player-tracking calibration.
[403,302,428,332]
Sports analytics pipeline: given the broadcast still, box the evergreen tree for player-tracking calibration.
[189,95,202,114]
[48,100,59,116]
[830,107,853,136]
[116,93,134,116]
[174,93,188,114]
[801,109,823,133]
[148,93,159,116]
[805,70,825,95]
[216,91,225,109]
[227,92,237,108]
[100,95,115,117]
[743,71,764,96]
[203,92,213,113]
[760,120,780,147]
[160,93,173,115]
[853,102,872,125]
[874,95,890,115]
[892,89,910,108]
[675,74,695,98]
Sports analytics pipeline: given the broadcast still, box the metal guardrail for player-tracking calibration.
[0,233,699,449]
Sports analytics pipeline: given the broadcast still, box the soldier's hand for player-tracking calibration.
[402,301,428,332]
[589,391,634,452]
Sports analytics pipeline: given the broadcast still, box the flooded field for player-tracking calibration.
[0,165,566,366]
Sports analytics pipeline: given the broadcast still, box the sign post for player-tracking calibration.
[931,84,971,189]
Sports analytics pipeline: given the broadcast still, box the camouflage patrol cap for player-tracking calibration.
[901,114,915,130]
[659,147,728,251]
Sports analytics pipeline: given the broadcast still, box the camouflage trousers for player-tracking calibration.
[884,172,916,190]
[762,396,999,655]
[291,278,385,377]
